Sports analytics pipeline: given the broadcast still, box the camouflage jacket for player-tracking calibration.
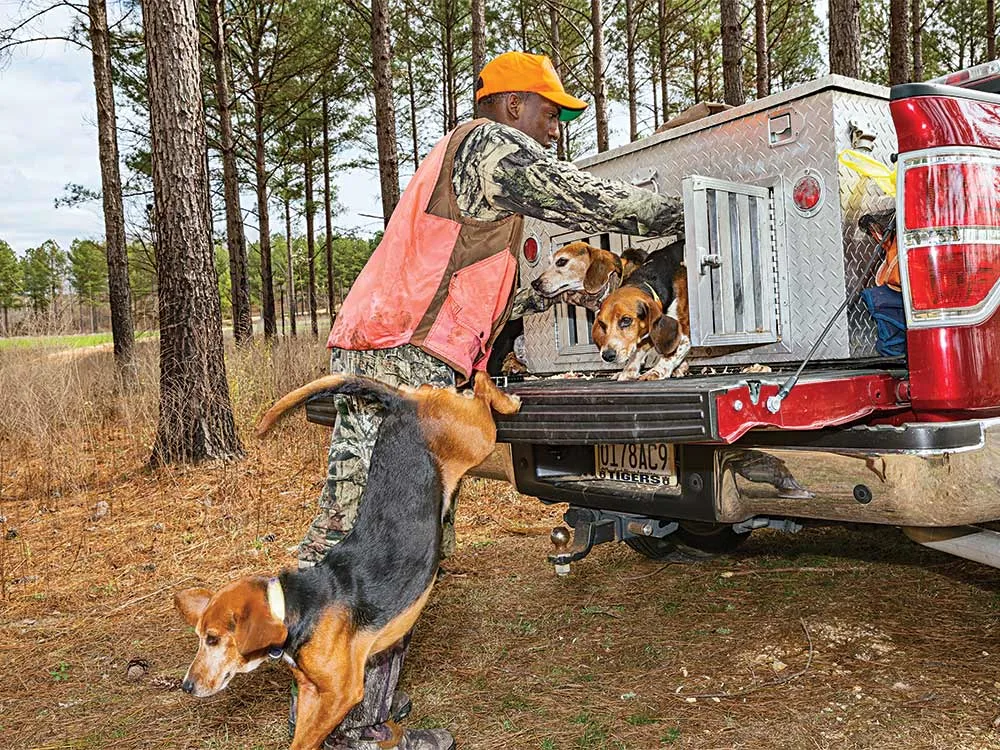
[451,121,684,238]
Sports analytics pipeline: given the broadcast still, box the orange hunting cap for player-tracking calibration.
[476,51,588,122]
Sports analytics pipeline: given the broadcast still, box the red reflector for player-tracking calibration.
[908,244,1000,311]
[792,175,821,213]
[904,162,1000,230]
[523,237,539,264]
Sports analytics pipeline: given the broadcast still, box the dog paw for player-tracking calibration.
[671,361,690,378]
[637,370,668,381]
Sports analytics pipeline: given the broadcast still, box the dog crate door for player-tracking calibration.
[682,176,780,348]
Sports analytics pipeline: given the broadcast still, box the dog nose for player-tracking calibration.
[530,278,542,291]
[601,349,616,363]
[182,679,195,694]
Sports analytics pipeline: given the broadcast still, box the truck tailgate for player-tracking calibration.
[495,366,908,445]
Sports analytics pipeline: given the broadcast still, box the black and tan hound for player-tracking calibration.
[174,373,520,750]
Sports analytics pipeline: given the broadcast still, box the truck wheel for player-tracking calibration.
[626,522,748,562]
[673,522,749,555]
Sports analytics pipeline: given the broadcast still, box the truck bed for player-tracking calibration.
[494,360,908,445]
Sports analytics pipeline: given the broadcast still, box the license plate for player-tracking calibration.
[594,443,676,486]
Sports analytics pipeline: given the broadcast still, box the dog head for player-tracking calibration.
[592,287,683,365]
[174,577,287,697]
[531,241,622,296]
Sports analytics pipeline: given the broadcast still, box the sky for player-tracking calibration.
[0,2,388,257]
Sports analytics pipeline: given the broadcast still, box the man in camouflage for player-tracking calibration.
[300,51,684,750]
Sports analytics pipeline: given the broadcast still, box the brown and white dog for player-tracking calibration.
[174,373,520,750]
[528,240,647,311]
[592,240,690,381]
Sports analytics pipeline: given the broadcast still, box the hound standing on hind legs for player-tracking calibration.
[174,373,520,750]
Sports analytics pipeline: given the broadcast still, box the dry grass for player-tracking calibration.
[3,342,1000,749]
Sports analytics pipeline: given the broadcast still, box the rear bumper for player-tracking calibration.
[494,367,907,445]
[507,419,1000,527]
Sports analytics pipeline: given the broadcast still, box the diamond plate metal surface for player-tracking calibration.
[521,76,895,374]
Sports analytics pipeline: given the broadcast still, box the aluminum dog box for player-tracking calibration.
[519,75,896,373]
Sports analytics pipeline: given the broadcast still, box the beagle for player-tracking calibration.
[174,373,520,750]
[529,240,647,311]
[591,240,691,381]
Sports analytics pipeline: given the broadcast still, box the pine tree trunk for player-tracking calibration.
[372,0,400,224]
[625,0,638,141]
[889,0,910,85]
[721,0,746,106]
[549,5,566,160]
[407,57,419,167]
[254,97,277,338]
[829,0,861,78]
[448,22,457,130]
[692,36,701,101]
[651,67,659,128]
[322,95,335,328]
[304,131,318,338]
[911,0,923,80]
[988,0,996,60]
[88,0,137,386]
[209,0,252,345]
[591,0,609,152]
[471,0,485,100]
[143,0,242,464]
[658,0,668,121]
[755,0,769,97]
[285,193,296,337]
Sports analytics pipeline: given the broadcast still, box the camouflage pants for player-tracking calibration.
[298,345,457,566]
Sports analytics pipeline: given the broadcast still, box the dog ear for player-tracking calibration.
[649,309,680,356]
[235,596,287,655]
[591,316,606,348]
[175,588,213,627]
[584,249,619,293]
[621,247,648,267]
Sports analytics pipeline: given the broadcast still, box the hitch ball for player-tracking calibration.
[550,526,572,576]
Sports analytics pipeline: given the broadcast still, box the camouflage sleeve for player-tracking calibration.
[467,122,684,238]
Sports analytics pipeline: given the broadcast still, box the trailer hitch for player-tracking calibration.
[548,508,677,575]
[549,519,617,574]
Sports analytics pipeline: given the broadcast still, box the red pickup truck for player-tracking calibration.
[482,64,1000,571]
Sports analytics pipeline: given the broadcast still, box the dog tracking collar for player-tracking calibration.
[265,577,297,666]
[641,282,661,307]
[266,577,286,621]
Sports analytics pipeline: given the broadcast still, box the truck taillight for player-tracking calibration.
[903,161,1000,229]
[896,149,1000,328]
[907,244,1000,314]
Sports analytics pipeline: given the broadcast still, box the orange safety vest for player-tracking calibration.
[327,120,522,381]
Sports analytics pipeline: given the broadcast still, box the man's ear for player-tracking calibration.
[649,310,680,356]
[504,92,525,120]
[584,249,619,294]
[235,597,287,655]
[174,588,213,627]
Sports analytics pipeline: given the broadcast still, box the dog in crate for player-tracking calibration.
[525,240,648,312]
[591,240,691,381]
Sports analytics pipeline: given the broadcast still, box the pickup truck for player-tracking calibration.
[484,63,1000,571]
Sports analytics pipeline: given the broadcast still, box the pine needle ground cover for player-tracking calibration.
[2,341,1000,749]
